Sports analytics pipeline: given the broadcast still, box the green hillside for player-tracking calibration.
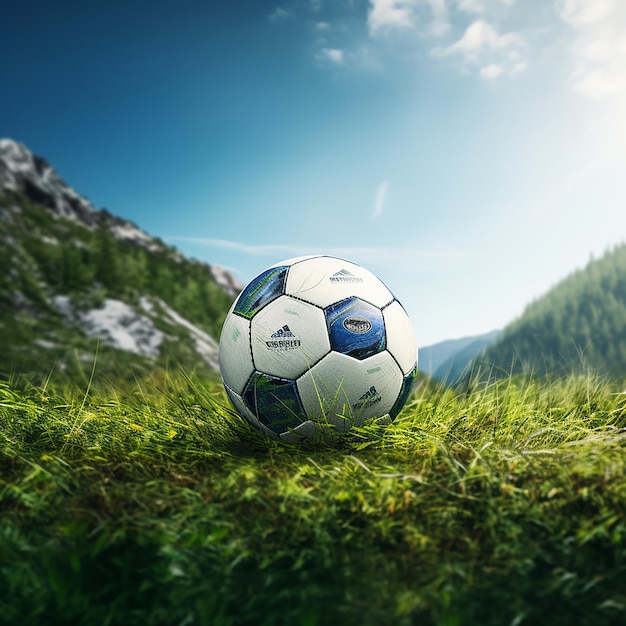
[0,191,235,380]
[482,244,626,378]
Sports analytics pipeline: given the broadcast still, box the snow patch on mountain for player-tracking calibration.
[54,296,165,358]
[210,265,242,297]
[155,297,220,369]
[139,295,157,316]
[51,294,220,369]
[34,338,61,350]
[109,221,162,252]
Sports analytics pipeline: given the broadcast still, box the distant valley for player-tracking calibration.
[421,243,626,383]
[418,329,501,384]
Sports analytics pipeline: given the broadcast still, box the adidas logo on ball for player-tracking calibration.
[352,386,382,411]
[265,325,301,350]
[329,269,364,283]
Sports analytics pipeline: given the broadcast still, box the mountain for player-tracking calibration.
[432,329,502,384]
[0,138,241,380]
[418,330,500,378]
[480,244,626,379]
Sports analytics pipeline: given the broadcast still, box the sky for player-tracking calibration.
[1,0,625,347]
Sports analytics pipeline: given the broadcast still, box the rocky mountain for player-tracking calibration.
[0,139,241,380]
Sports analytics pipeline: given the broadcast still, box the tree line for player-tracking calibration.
[482,243,626,378]
[2,195,235,339]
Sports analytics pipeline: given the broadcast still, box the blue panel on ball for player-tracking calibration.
[234,266,288,320]
[389,365,417,419]
[325,297,386,360]
[243,372,307,435]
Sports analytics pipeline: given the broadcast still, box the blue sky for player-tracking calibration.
[2,0,625,346]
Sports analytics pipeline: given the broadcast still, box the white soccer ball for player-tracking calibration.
[218,255,417,442]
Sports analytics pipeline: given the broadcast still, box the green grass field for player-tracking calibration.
[1,370,625,626]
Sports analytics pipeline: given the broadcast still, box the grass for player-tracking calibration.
[1,370,626,625]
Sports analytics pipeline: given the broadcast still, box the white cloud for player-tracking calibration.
[316,48,345,64]
[427,0,447,17]
[368,0,419,35]
[456,0,514,13]
[373,181,390,218]
[426,0,450,35]
[480,59,525,79]
[457,0,485,13]
[480,63,503,79]
[429,20,451,36]
[167,237,472,261]
[559,0,614,26]
[431,19,526,77]
[557,0,626,100]
[367,0,449,37]
[436,20,523,57]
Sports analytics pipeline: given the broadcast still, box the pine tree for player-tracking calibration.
[93,222,120,292]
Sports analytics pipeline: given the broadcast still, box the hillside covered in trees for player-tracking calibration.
[0,139,239,380]
[0,192,236,380]
[0,194,234,337]
[481,243,626,378]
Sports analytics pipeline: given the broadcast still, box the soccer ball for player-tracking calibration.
[218,255,417,442]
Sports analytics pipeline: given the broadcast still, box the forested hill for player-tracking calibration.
[481,243,626,378]
[0,139,240,380]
